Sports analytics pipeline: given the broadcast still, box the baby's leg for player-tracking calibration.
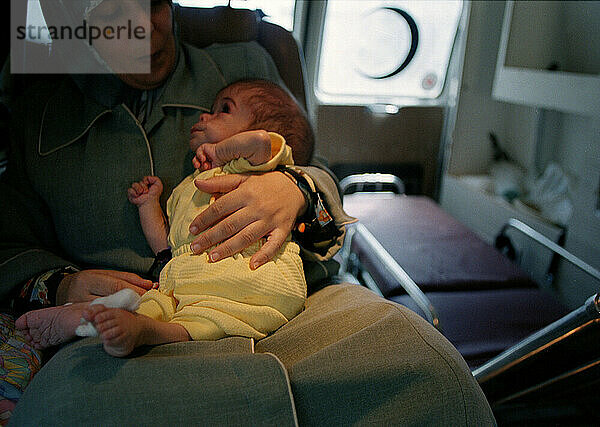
[83,305,190,357]
[15,303,89,349]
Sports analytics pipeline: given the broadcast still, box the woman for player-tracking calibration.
[1,1,494,424]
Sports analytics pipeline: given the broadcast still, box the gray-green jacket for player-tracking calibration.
[0,42,350,301]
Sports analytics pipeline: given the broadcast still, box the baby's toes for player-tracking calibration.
[94,315,115,335]
[95,310,125,335]
[82,304,106,322]
[99,323,123,341]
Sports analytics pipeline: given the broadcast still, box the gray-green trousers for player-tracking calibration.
[12,284,495,426]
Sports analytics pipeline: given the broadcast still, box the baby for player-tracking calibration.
[17,80,314,357]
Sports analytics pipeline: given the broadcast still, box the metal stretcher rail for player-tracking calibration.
[339,173,405,195]
[351,223,441,330]
[339,174,434,328]
[473,293,600,382]
[474,218,600,383]
[501,218,600,282]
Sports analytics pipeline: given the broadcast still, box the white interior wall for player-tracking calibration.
[553,115,600,307]
[443,0,600,308]
[446,0,511,176]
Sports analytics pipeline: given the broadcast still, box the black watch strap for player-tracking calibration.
[276,166,341,256]
[276,166,314,223]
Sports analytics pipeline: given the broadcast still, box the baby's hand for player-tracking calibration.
[127,176,163,206]
[192,143,220,171]
[192,131,272,170]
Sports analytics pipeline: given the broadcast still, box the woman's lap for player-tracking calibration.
[11,283,495,425]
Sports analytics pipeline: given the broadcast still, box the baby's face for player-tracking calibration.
[190,87,253,151]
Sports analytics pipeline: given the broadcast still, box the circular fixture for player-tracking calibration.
[355,7,419,80]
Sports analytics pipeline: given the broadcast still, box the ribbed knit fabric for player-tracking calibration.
[137,134,306,340]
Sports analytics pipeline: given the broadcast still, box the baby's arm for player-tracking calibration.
[127,176,169,255]
[193,130,272,170]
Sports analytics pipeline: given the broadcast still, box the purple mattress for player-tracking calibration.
[344,194,536,297]
[391,289,569,367]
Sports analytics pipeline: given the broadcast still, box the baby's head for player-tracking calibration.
[190,79,314,164]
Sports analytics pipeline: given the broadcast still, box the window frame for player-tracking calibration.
[172,0,297,32]
[308,0,469,109]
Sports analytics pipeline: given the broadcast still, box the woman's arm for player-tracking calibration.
[0,127,155,309]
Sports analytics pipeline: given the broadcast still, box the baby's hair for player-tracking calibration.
[221,79,315,165]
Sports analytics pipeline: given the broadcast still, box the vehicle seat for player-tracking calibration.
[9,4,308,112]
[173,5,308,109]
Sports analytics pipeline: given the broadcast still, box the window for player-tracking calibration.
[24,0,51,44]
[173,0,296,32]
[317,0,463,104]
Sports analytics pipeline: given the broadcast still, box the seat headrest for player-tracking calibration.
[174,5,260,48]
[173,5,307,110]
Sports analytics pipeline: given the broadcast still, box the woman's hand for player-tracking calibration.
[189,171,306,270]
[56,270,155,305]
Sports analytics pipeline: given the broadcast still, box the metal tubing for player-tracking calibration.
[474,219,600,380]
[503,218,600,282]
[339,173,405,194]
[473,293,600,382]
[354,223,441,329]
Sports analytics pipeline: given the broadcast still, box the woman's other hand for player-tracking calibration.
[56,270,155,305]
[189,171,306,270]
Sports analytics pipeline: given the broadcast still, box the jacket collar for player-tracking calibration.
[144,43,227,133]
[38,78,111,156]
[38,43,226,155]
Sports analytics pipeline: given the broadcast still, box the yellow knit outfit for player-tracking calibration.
[136,133,307,340]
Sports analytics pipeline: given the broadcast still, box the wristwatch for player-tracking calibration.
[275,165,341,256]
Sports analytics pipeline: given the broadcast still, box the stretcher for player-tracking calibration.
[338,175,571,366]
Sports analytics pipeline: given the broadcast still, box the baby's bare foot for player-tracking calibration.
[84,305,143,357]
[15,303,88,349]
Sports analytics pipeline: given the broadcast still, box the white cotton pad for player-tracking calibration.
[74,322,98,337]
[89,288,141,311]
[75,289,141,337]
